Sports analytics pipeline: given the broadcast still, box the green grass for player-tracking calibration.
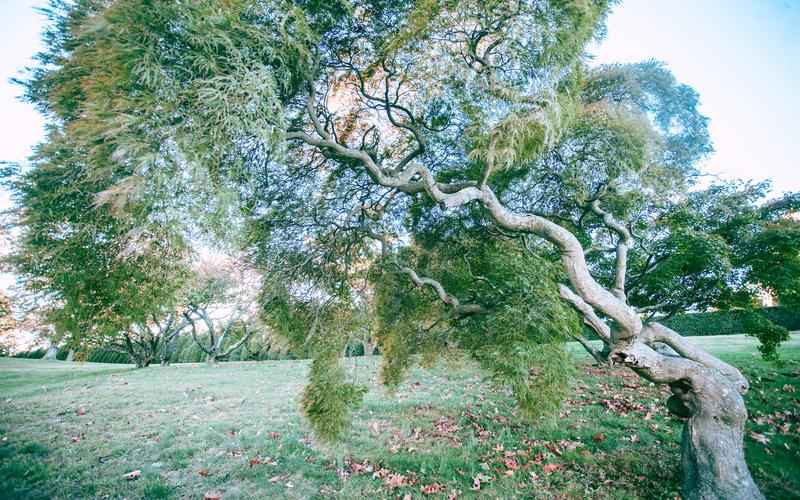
[0,334,798,499]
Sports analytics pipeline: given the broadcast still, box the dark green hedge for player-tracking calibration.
[86,350,131,364]
[662,307,800,337]
[12,349,46,359]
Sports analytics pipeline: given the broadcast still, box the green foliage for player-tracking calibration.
[376,321,417,389]
[740,311,790,362]
[373,237,580,419]
[744,218,800,309]
[301,347,368,442]
[16,0,796,453]
[12,349,46,359]
[583,61,713,172]
[456,245,580,419]
[86,349,131,364]
[3,133,190,351]
[262,291,369,440]
[621,182,800,340]
[0,291,14,355]
[659,307,800,337]
[298,306,368,441]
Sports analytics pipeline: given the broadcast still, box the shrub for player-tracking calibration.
[661,307,800,337]
[12,349,45,359]
[86,350,130,364]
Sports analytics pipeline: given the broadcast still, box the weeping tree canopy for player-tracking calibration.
[9,1,800,496]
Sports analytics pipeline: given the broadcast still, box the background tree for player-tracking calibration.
[95,309,190,368]
[2,137,191,366]
[602,182,800,360]
[0,290,16,356]
[182,257,261,364]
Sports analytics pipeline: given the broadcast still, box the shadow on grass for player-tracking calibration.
[0,430,52,500]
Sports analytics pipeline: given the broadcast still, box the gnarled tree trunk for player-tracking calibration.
[677,372,763,499]
[134,355,152,369]
[612,335,763,500]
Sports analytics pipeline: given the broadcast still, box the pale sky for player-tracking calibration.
[590,0,799,195]
[1,0,798,289]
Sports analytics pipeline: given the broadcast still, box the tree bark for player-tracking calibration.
[133,353,152,368]
[611,340,763,500]
[43,346,58,360]
[65,349,74,362]
[675,372,763,499]
[206,353,217,365]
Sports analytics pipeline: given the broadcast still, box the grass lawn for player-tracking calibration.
[1,334,799,499]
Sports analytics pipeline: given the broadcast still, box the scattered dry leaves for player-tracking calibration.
[421,483,444,495]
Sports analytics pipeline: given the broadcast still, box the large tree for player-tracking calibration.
[14,1,799,498]
[2,132,191,361]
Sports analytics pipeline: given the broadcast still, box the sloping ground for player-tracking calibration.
[0,334,798,499]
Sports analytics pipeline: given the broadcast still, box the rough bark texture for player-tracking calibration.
[610,338,762,500]
[679,375,764,500]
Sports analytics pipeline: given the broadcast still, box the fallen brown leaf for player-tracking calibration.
[421,483,444,494]
[542,463,563,474]
[123,470,141,481]
[385,473,407,489]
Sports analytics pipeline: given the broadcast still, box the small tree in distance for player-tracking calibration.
[0,290,16,356]
[183,256,261,364]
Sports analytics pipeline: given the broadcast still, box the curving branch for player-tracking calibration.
[218,324,254,359]
[184,312,213,355]
[590,199,633,302]
[363,224,486,318]
[641,322,748,393]
[558,284,611,345]
[571,330,607,364]
[398,265,487,317]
